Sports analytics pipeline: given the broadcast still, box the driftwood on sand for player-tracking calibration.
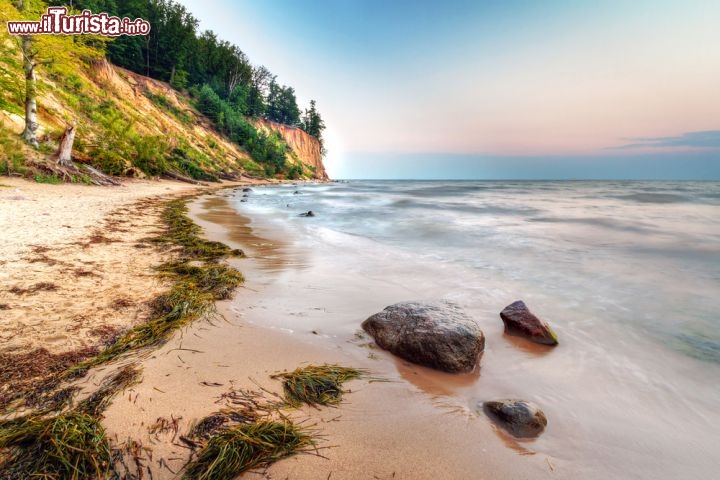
[162,170,208,185]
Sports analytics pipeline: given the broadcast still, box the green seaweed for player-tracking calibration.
[271,364,364,407]
[67,198,243,374]
[0,413,112,480]
[182,420,311,480]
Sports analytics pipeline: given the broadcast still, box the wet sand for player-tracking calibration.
[101,192,563,479]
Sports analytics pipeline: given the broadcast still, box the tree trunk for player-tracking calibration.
[20,35,38,148]
[169,65,176,86]
[55,123,76,167]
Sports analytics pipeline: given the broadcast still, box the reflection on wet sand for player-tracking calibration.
[502,333,558,356]
[194,195,307,272]
[392,355,481,396]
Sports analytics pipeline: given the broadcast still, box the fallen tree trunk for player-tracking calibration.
[82,164,122,186]
[217,170,241,181]
[163,171,207,185]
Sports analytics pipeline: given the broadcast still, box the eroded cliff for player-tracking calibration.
[252,119,328,180]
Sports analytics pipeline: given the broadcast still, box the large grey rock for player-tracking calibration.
[500,300,558,346]
[361,302,484,373]
[483,399,547,438]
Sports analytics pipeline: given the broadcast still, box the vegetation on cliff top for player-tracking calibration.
[0,0,326,182]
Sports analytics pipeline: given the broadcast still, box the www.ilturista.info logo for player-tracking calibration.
[7,7,150,36]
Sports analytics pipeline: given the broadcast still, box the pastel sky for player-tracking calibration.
[176,0,720,179]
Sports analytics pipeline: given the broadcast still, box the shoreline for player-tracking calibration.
[1,179,559,479]
[107,190,558,479]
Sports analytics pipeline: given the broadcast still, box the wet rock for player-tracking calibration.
[361,301,484,373]
[299,211,315,217]
[482,399,547,438]
[242,188,253,192]
[293,190,301,195]
[242,194,249,198]
[500,301,558,346]
[240,199,247,203]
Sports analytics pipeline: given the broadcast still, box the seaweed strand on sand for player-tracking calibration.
[0,365,142,479]
[271,364,365,407]
[181,388,314,480]
[183,419,312,480]
[67,198,244,375]
[0,196,246,478]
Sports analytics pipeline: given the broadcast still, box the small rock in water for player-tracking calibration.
[242,194,249,198]
[240,199,248,203]
[242,187,253,192]
[362,301,484,373]
[482,399,547,438]
[500,300,558,346]
[293,190,301,195]
[299,211,315,217]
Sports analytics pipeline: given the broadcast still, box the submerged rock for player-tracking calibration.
[299,211,315,217]
[361,301,484,373]
[482,399,547,438]
[500,300,558,346]
[293,190,301,195]
[240,199,247,203]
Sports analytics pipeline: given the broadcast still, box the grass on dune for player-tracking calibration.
[182,420,312,480]
[271,364,364,407]
[0,412,112,480]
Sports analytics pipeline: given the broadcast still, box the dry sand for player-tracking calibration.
[0,177,197,355]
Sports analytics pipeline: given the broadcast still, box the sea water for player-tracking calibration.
[227,180,720,479]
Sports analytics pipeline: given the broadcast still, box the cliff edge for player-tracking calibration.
[252,119,328,180]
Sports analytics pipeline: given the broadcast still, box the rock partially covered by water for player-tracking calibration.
[482,399,547,438]
[361,302,484,373]
[299,211,315,217]
[242,187,253,192]
[500,301,558,346]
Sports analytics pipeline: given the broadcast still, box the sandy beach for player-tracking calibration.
[0,179,561,479]
[99,192,562,479]
[0,178,195,355]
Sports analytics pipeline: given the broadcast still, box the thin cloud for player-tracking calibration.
[613,130,720,150]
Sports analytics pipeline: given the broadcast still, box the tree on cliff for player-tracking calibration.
[266,80,301,126]
[12,1,103,151]
[246,65,272,117]
[301,100,326,154]
[16,0,39,147]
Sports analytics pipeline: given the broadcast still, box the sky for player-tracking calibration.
[175,0,720,179]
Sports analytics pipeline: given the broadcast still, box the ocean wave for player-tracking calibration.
[529,216,655,233]
[616,193,689,204]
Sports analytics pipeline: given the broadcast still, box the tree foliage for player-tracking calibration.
[301,100,326,153]
[57,0,327,170]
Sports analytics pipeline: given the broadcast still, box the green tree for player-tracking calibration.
[266,80,300,126]
[301,100,326,155]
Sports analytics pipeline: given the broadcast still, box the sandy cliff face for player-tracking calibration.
[252,119,328,180]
